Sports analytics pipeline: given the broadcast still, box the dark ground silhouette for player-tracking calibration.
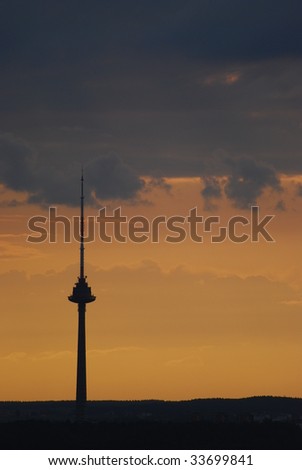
[0,397,301,449]
[0,420,301,449]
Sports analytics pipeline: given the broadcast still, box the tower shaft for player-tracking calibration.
[76,302,87,403]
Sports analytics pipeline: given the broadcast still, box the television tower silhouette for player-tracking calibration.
[68,171,96,416]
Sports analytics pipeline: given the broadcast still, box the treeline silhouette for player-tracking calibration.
[1,396,301,422]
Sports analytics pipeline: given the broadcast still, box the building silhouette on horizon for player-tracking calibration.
[68,172,96,413]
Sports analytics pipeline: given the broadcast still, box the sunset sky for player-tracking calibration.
[0,0,302,401]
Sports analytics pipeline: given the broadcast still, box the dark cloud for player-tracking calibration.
[0,134,84,206]
[224,158,281,209]
[1,56,301,179]
[0,132,288,210]
[144,177,172,193]
[30,155,145,205]
[1,0,301,68]
[27,168,81,207]
[201,177,222,211]
[172,0,302,61]
[0,134,144,205]
[0,1,302,188]
[0,133,36,191]
[86,155,145,201]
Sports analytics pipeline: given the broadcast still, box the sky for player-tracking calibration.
[0,0,302,401]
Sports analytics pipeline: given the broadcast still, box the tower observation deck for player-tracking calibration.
[68,171,96,410]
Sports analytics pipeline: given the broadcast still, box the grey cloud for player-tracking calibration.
[144,177,172,193]
[1,0,301,69]
[86,155,145,201]
[0,1,302,187]
[27,168,81,207]
[201,177,222,211]
[224,158,281,209]
[0,134,144,205]
[2,57,302,180]
[0,134,36,191]
[33,155,145,206]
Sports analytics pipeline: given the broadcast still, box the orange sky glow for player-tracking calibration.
[0,176,302,401]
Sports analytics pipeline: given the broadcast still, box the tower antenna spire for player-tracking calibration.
[80,166,84,279]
